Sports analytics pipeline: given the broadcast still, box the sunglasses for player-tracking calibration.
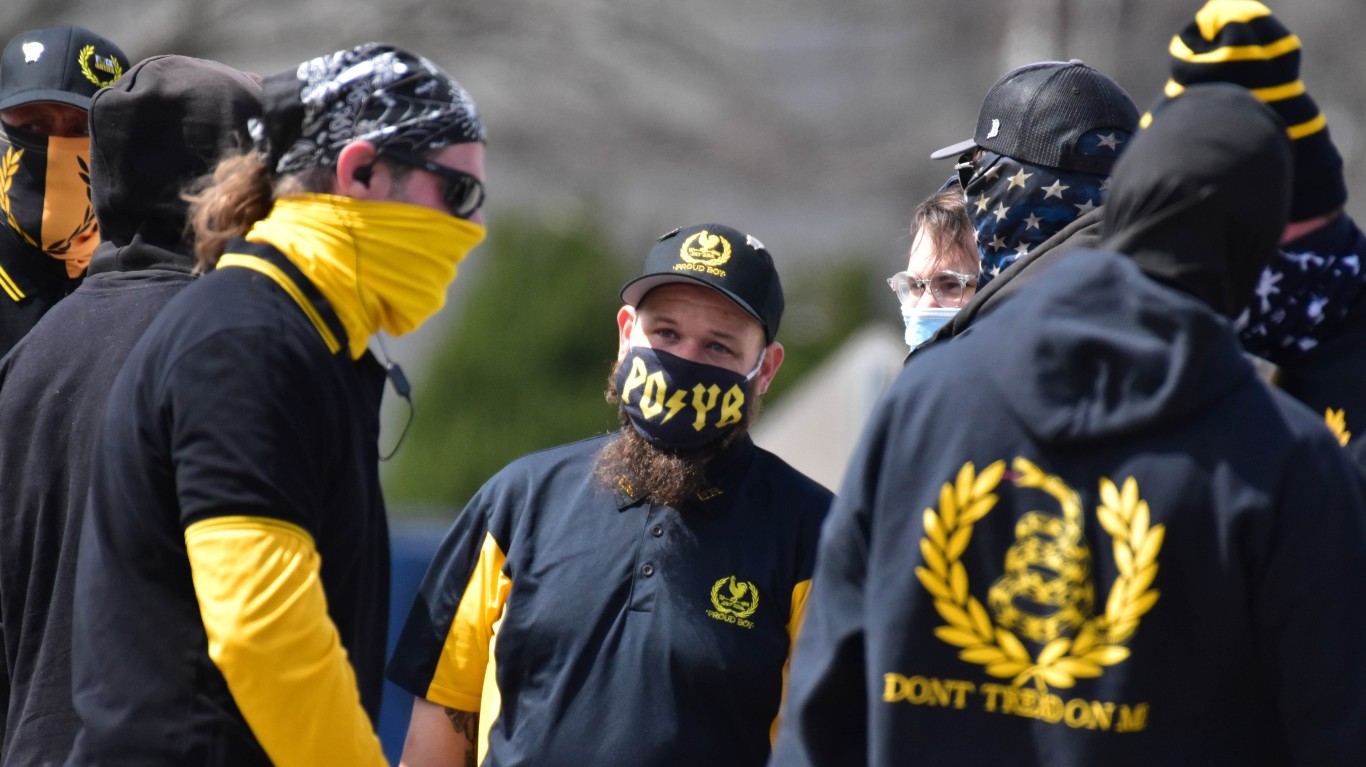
[377,147,485,219]
[886,269,978,308]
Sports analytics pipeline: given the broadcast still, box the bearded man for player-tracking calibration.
[388,223,833,767]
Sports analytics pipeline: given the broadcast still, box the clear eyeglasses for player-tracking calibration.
[886,269,978,308]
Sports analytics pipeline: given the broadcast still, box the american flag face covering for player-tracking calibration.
[960,131,1124,285]
[1237,247,1365,361]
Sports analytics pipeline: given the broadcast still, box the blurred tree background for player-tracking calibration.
[5,0,1362,511]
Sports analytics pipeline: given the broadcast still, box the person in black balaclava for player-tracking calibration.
[0,26,129,357]
[0,55,261,766]
[773,83,1366,767]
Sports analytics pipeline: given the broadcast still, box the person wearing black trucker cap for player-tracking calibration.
[0,25,128,357]
[387,223,832,767]
[909,59,1139,357]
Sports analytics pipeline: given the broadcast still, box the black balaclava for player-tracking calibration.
[88,55,263,254]
[1100,83,1291,318]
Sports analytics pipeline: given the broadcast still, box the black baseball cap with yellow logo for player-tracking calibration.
[0,25,129,112]
[620,223,785,343]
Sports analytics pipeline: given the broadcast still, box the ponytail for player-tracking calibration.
[183,149,276,272]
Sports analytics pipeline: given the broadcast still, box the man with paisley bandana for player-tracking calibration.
[388,223,831,767]
[0,25,128,357]
[67,44,487,766]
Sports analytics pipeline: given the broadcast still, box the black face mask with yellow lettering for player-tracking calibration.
[614,346,756,451]
[0,123,98,279]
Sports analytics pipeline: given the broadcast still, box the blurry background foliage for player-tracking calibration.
[383,214,880,510]
[6,0,1360,511]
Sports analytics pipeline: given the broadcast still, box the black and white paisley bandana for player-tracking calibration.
[251,43,484,175]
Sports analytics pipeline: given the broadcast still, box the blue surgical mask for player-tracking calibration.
[614,345,763,450]
[902,306,958,349]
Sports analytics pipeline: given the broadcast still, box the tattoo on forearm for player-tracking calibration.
[444,707,478,767]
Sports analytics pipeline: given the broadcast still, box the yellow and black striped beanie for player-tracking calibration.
[1144,0,1345,221]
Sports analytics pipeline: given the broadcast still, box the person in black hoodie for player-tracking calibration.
[772,84,1366,766]
[0,55,262,765]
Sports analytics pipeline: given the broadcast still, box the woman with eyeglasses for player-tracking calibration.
[887,189,980,349]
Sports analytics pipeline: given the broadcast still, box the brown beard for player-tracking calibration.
[594,359,764,508]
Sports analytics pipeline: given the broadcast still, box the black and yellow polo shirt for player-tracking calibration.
[387,433,832,767]
[69,240,390,766]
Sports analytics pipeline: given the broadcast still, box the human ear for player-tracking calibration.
[334,141,382,200]
[754,341,784,395]
[616,305,636,361]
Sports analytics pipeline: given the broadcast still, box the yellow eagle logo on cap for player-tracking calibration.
[679,230,732,268]
[78,45,123,88]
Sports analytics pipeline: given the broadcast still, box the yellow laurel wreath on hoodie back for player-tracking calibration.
[916,458,1164,692]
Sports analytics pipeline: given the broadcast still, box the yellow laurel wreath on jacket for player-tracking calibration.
[916,457,1164,691]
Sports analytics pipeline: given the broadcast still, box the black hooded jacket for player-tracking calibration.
[774,85,1366,766]
[0,56,261,766]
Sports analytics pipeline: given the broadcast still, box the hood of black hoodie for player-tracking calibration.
[975,249,1251,445]
[88,54,262,255]
[1101,84,1291,319]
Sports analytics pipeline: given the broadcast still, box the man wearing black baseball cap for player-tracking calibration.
[911,59,1138,355]
[0,25,128,356]
[388,223,832,767]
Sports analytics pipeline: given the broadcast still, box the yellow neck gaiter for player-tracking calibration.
[245,194,485,359]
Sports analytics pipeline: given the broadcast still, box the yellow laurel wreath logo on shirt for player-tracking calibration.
[1325,408,1351,447]
[708,575,759,629]
[78,45,123,87]
[916,458,1163,693]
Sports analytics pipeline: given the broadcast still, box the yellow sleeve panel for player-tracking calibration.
[427,532,511,712]
[771,578,813,745]
[184,516,387,767]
